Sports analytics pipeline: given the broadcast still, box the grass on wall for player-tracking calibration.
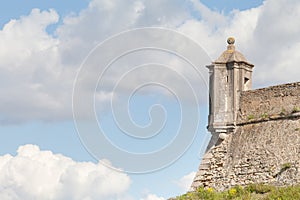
[173,184,300,200]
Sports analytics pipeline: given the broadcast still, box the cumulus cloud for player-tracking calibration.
[175,171,196,192]
[0,0,300,123]
[55,0,194,66]
[246,0,300,86]
[0,8,73,123]
[0,0,195,124]
[0,145,131,200]
[180,0,300,87]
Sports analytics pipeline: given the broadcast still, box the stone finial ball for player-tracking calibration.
[227,37,235,45]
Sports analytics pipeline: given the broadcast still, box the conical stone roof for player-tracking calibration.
[214,37,252,65]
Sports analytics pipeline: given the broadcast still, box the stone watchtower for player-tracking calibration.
[206,37,254,150]
[192,38,300,191]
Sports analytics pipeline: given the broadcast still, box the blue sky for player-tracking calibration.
[1,0,300,199]
[201,0,264,12]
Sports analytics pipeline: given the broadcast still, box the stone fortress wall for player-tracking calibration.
[191,82,300,191]
[238,82,300,123]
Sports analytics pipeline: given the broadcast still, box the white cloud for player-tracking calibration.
[0,8,70,123]
[0,0,195,124]
[0,145,131,200]
[245,0,300,87]
[181,0,300,87]
[140,194,165,200]
[177,2,261,61]
[56,0,193,65]
[175,171,196,192]
[1,0,300,123]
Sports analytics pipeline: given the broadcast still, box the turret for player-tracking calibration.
[206,37,254,150]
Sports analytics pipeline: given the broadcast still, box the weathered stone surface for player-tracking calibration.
[191,82,300,191]
[191,38,300,192]
[206,37,254,151]
[238,82,300,124]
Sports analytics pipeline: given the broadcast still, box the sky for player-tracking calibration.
[0,0,300,199]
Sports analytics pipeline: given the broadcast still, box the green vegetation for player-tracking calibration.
[273,163,292,178]
[281,163,292,171]
[247,115,254,120]
[280,108,286,116]
[174,184,300,200]
[260,113,269,119]
[292,107,300,113]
